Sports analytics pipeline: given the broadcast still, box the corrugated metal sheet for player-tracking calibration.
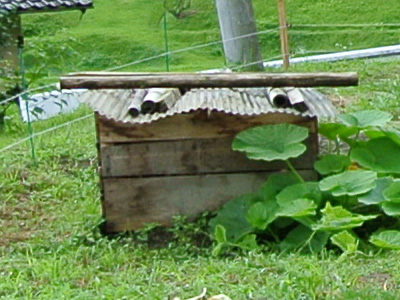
[0,0,93,12]
[79,87,337,124]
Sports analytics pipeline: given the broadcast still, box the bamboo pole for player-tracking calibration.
[277,0,290,70]
[60,72,358,89]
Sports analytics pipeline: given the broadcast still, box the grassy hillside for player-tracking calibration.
[20,0,400,78]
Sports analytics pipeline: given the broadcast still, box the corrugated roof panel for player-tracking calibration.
[0,0,93,12]
[78,87,337,124]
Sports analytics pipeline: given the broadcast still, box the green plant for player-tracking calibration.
[0,61,21,132]
[210,110,400,255]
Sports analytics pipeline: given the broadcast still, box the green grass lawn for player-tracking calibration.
[1,0,400,299]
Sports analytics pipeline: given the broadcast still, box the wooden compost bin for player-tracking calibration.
[96,110,318,233]
[60,71,358,233]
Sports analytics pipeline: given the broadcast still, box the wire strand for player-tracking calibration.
[291,23,400,28]
[105,27,281,71]
[0,114,92,154]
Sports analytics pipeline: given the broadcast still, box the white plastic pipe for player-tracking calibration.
[264,44,400,68]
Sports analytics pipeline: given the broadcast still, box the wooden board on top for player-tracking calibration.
[96,110,318,144]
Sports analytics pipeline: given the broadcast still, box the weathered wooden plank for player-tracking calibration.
[97,111,318,144]
[100,135,317,177]
[60,72,358,89]
[102,171,317,233]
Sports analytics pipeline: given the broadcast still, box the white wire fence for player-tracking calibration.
[1,22,399,158]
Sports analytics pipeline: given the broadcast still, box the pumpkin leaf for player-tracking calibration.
[338,110,392,128]
[381,202,400,216]
[365,127,400,146]
[383,181,400,203]
[370,230,400,250]
[330,231,358,254]
[276,198,317,217]
[279,224,330,253]
[314,154,351,175]
[209,194,256,242]
[312,203,378,232]
[358,177,394,205]
[232,124,308,161]
[276,182,322,206]
[318,122,358,140]
[246,201,278,230]
[214,224,227,243]
[258,173,299,201]
[351,137,400,173]
[319,170,377,197]
[236,234,259,251]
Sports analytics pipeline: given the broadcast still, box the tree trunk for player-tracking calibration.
[215,0,263,71]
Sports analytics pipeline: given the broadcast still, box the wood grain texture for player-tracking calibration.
[100,135,317,177]
[102,171,317,233]
[60,72,358,89]
[97,111,318,144]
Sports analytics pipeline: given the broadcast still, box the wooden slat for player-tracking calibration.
[102,171,317,233]
[100,135,317,177]
[60,72,358,89]
[97,111,318,143]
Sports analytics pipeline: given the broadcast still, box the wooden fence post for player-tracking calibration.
[277,0,290,70]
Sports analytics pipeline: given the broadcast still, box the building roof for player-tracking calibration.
[79,87,337,124]
[0,0,93,13]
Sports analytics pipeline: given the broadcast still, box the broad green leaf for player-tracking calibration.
[338,110,392,128]
[370,230,400,250]
[212,228,258,255]
[318,123,358,141]
[358,177,394,205]
[214,225,227,243]
[351,137,400,173]
[319,170,377,197]
[258,173,299,201]
[232,124,308,161]
[279,224,330,253]
[209,194,256,242]
[314,154,351,175]
[276,182,322,206]
[246,201,278,230]
[330,231,358,254]
[381,202,400,216]
[365,127,400,146]
[312,203,378,232]
[276,198,317,217]
[383,182,400,203]
[236,234,258,251]
[294,216,318,229]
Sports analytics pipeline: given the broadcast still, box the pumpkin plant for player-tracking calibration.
[209,110,400,255]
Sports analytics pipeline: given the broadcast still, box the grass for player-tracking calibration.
[1,0,400,298]
[18,0,400,80]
